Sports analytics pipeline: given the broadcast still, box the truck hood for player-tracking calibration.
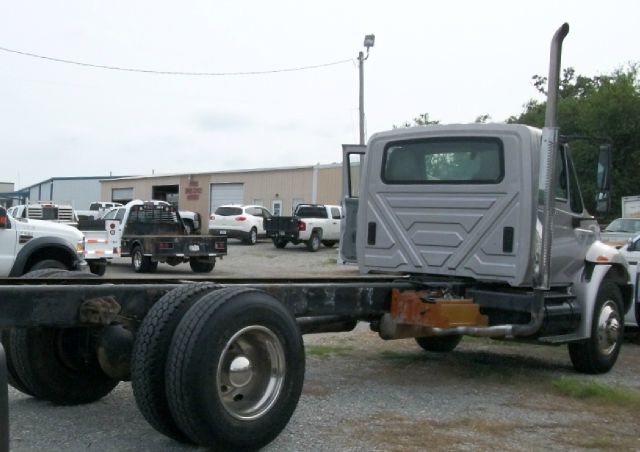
[600,231,635,249]
[14,218,84,242]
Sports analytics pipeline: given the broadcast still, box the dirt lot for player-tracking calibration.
[8,240,640,451]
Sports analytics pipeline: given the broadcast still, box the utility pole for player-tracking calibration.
[359,35,375,145]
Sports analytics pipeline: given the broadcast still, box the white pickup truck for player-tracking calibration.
[264,204,343,251]
[0,206,87,276]
[9,202,118,275]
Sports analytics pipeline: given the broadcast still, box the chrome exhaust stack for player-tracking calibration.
[533,23,569,291]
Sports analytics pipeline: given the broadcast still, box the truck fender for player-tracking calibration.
[9,237,80,276]
[573,263,631,339]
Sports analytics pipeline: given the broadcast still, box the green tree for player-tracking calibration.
[394,113,440,128]
[508,64,640,219]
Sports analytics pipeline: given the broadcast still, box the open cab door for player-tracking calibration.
[340,144,366,263]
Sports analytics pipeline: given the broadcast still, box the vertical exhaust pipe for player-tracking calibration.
[534,23,570,291]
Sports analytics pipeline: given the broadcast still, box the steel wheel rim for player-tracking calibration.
[216,325,286,421]
[133,251,142,269]
[596,300,621,356]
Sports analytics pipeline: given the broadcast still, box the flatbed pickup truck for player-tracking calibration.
[91,200,227,273]
[265,204,342,251]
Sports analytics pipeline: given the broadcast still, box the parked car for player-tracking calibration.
[208,205,272,245]
[619,235,640,328]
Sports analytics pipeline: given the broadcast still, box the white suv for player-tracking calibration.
[208,205,272,245]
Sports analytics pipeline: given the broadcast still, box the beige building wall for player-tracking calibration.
[316,165,342,207]
[100,164,343,222]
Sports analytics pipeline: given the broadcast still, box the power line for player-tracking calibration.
[0,45,354,76]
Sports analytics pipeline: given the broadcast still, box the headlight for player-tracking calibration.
[76,238,85,254]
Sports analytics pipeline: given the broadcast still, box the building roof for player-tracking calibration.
[102,162,342,182]
[20,176,126,190]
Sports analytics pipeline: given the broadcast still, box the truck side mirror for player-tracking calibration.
[595,144,612,214]
[0,207,8,228]
[596,144,612,191]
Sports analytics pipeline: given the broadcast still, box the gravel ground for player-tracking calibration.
[7,240,640,451]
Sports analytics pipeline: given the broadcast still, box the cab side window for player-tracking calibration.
[115,209,126,221]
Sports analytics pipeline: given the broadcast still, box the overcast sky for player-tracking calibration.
[0,1,638,188]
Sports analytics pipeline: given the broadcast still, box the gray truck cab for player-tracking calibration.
[339,24,630,375]
[348,123,607,287]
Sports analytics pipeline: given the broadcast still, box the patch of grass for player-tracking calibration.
[550,377,640,409]
[322,257,338,266]
[305,344,353,358]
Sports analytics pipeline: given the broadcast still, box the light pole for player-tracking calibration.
[358,34,375,145]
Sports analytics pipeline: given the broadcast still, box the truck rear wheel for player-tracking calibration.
[1,331,33,396]
[568,281,624,374]
[132,283,220,441]
[189,258,215,273]
[272,238,288,248]
[9,327,119,404]
[306,233,321,252]
[3,269,98,396]
[415,335,462,352]
[132,246,154,273]
[89,261,107,276]
[165,287,305,449]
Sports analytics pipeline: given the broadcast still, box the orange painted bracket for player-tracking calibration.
[390,289,488,329]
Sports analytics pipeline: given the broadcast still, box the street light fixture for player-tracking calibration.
[358,34,375,145]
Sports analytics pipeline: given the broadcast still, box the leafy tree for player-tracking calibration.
[394,113,440,128]
[509,64,640,219]
[474,114,492,123]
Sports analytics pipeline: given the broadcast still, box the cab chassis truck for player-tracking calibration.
[0,24,631,450]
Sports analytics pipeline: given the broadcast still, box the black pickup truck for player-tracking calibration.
[85,201,227,273]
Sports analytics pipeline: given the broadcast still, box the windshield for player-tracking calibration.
[604,218,640,233]
[215,207,243,216]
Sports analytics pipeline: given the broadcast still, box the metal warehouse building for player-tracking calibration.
[21,176,124,210]
[100,163,342,220]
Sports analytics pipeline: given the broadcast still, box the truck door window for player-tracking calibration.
[382,138,503,184]
[347,153,363,197]
[330,207,341,219]
[567,150,585,213]
[554,148,569,200]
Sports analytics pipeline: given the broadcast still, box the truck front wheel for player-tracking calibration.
[165,287,305,449]
[568,281,624,374]
[29,259,68,272]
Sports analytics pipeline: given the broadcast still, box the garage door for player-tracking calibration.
[210,183,244,214]
[112,187,134,204]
